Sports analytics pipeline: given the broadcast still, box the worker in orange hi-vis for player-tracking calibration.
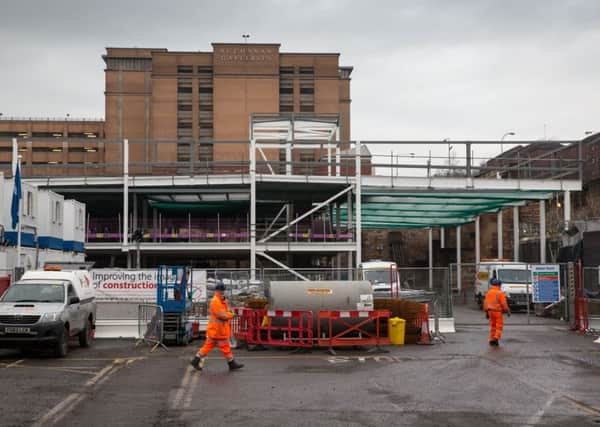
[483,278,511,346]
[190,282,244,371]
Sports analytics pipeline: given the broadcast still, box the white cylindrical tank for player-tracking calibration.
[267,280,373,311]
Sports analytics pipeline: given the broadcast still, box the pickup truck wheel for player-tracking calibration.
[79,319,94,348]
[55,326,69,358]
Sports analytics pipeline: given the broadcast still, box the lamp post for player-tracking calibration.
[500,131,515,155]
[444,138,452,175]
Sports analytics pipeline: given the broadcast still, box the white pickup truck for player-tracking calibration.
[0,268,96,357]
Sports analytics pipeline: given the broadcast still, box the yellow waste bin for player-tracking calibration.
[388,317,406,345]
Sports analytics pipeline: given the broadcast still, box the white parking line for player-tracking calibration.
[171,366,194,410]
[31,357,141,427]
[183,370,200,409]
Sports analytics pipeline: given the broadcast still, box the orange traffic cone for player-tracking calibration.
[416,319,433,345]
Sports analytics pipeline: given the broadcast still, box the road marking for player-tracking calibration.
[482,355,600,419]
[31,393,82,427]
[32,357,142,427]
[183,369,200,409]
[171,366,194,410]
[526,395,555,426]
[561,396,600,417]
[5,359,24,368]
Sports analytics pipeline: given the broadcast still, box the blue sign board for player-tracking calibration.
[531,264,561,303]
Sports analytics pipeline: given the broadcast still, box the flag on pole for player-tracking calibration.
[11,162,22,229]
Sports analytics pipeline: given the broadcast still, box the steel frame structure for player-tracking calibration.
[13,125,585,277]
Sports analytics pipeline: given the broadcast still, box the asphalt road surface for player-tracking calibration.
[1,305,599,426]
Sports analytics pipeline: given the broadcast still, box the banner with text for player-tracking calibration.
[91,269,207,302]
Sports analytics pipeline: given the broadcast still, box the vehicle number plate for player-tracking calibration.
[5,327,30,334]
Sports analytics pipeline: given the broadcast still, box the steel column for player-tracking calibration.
[456,225,462,292]
[355,143,362,268]
[122,139,129,253]
[564,190,571,228]
[540,200,546,263]
[513,206,519,262]
[250,136,257,280]
[497,210,503,259]
[428,228,433,289]
[475,216,480,265]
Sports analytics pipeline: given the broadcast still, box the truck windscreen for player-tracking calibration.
[363,270,392,284]
[1,284,65,303]
[497,269,531,284]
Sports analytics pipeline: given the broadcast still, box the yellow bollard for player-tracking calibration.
[388,317,406,345]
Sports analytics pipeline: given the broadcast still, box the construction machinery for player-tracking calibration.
[156,265,193,345]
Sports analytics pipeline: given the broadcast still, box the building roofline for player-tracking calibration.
[212,42,281,47]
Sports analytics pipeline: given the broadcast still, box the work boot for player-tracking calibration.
[228,359,244,371]
[489,339,499,347]
[190,356,202,371]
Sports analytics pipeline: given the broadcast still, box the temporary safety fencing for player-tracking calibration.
[317,310,391,348]
[232,307,314,348]
[231,307,393,349]
[136,303,168,352]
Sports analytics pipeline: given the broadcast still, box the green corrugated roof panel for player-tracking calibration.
[334,190,552,229]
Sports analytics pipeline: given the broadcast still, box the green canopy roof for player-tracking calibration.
[335,190,552,229]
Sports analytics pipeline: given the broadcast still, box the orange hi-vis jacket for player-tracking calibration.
[483,286,510,313]
[206,292,234,340]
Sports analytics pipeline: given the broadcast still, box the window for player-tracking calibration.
[67,284,77,300]
[26,192,34,217]
[177,121,192,129]
[198,86,213,94]
[177,65,193,73]
[280,86,293,94]
[279,67,294,75]
[300,86,314,94]
[55,201,61,224]
[299,66,314,75]
[198,66,213,74]
[177,104,192,111]
[177,86,192,93]
[78,209,84,229]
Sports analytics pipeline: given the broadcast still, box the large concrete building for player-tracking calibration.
[0,43,352,174]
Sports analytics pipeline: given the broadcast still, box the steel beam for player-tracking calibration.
[257,252,309,281]
[259,185,353,243]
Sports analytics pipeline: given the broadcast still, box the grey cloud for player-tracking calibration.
[0,0,598,145]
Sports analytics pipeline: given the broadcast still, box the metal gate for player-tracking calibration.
[449,262,572,326]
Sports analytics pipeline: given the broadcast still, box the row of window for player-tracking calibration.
[176,65,315,75]
[177,65,213,74]
[280,66,314,75]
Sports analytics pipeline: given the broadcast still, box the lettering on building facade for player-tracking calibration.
[216,46,276,63]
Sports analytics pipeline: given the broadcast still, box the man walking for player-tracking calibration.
[190,282,244,371]
[483,278,511,346]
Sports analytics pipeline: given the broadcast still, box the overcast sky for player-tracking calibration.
[1,0,599,160]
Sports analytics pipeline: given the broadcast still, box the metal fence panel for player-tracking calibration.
[136,303,167,352]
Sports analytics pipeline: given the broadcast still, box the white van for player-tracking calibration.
[475,261,531,311]
[359,260,399,298]
[0,267,96,357]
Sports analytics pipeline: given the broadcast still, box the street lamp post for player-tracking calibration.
[500,131,515,155]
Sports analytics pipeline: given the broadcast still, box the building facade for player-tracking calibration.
[0,43,352,176]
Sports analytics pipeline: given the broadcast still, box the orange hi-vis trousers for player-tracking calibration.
[199,337,233,361]
[488,311,504,341]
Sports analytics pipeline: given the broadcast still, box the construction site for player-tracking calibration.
[1,39,600,426]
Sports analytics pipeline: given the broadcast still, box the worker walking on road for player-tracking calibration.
[483,278,511,346]
[190,282,244,371]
